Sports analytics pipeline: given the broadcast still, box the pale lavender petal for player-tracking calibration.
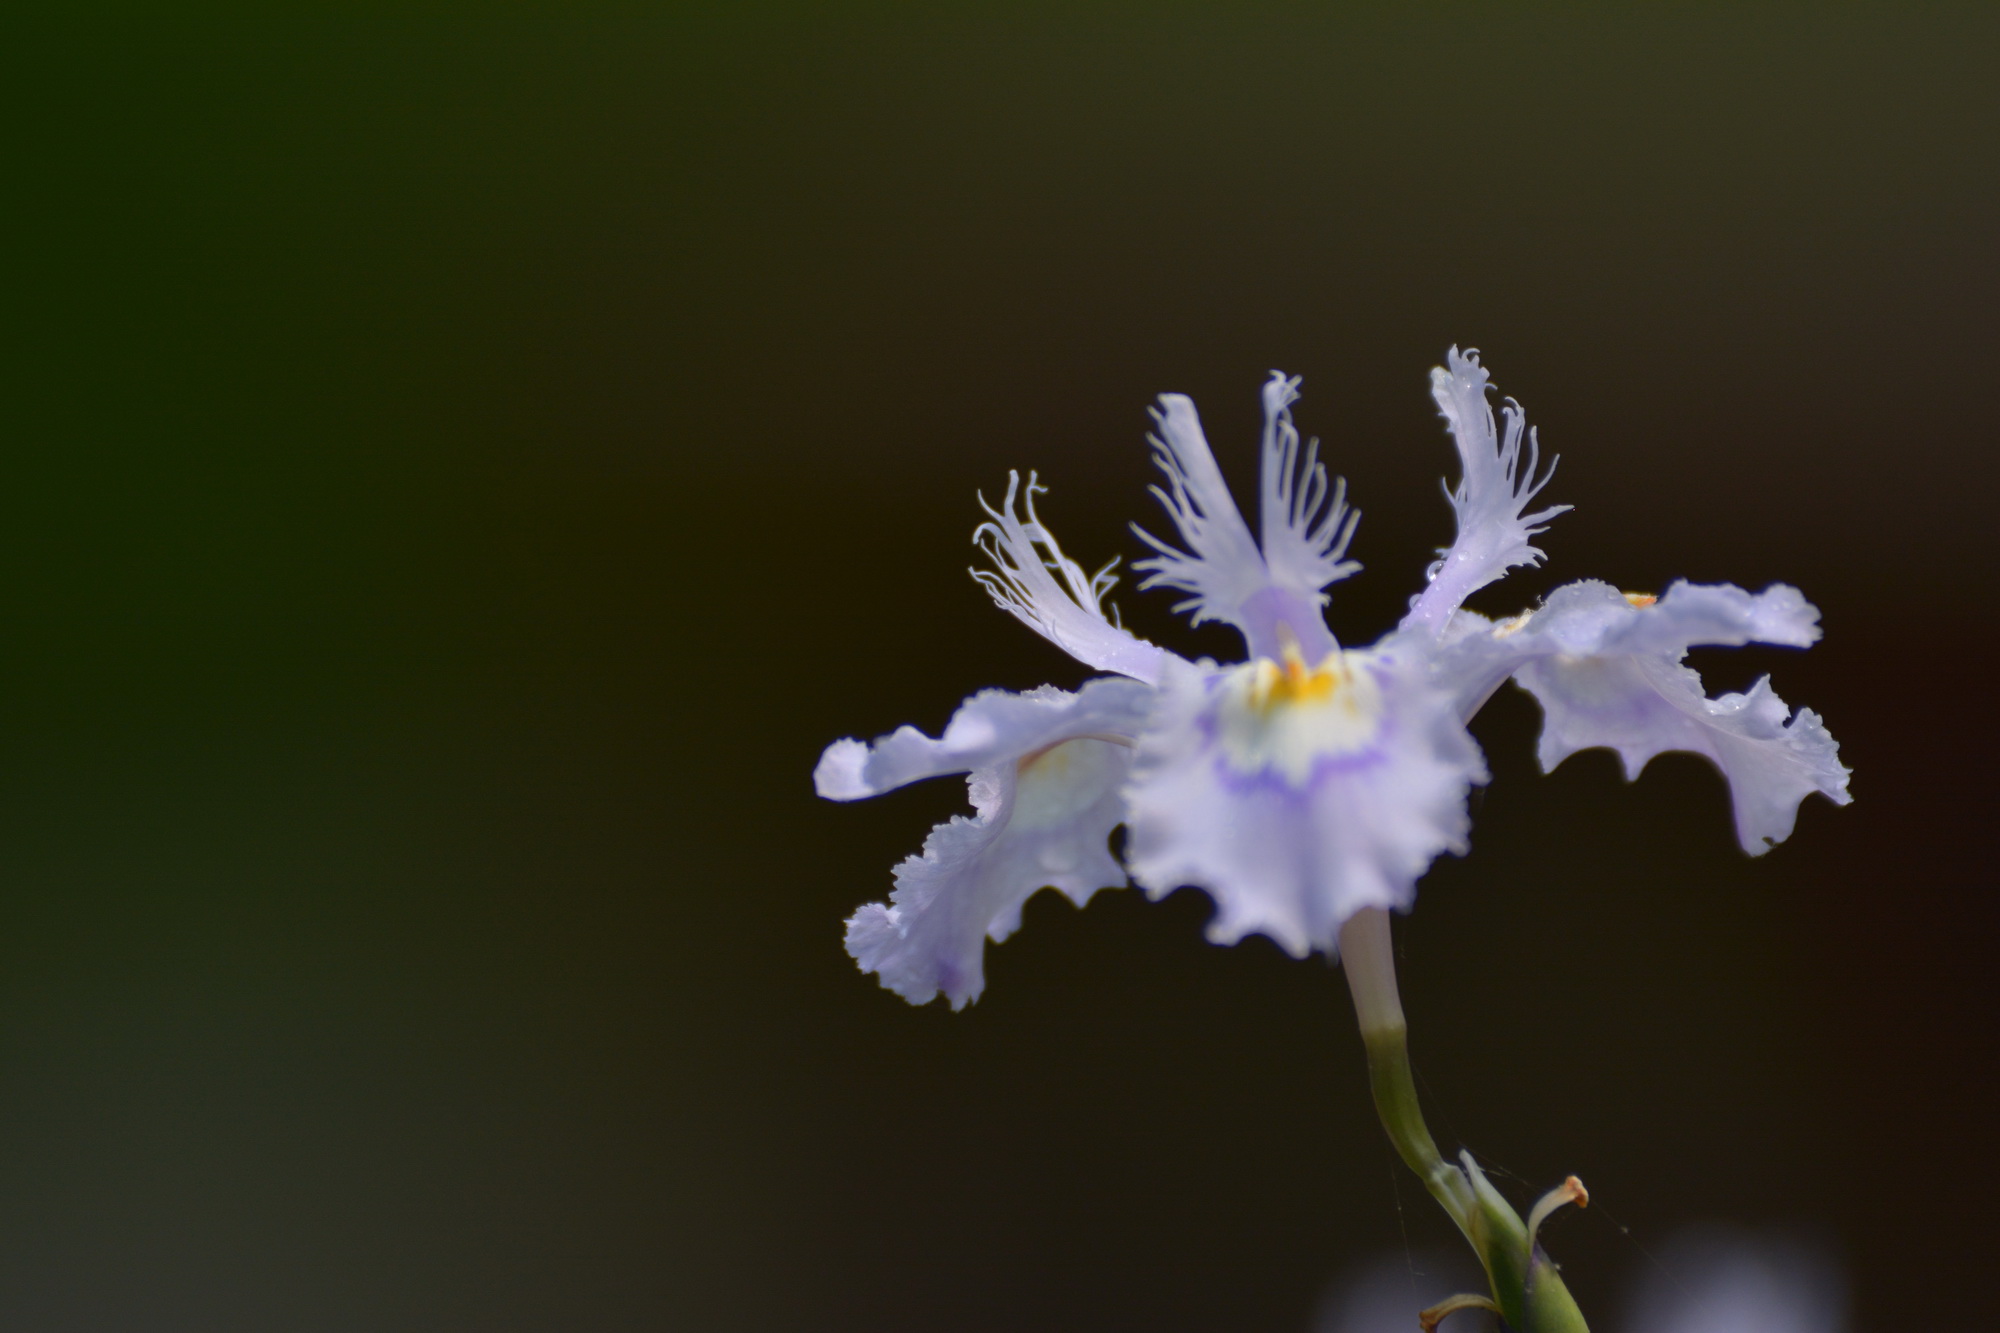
[972,472,1166,683]
[1131,393,1273,637]
[1123,649,1486,957]
[821,678,1151,1008]
[1487,580,1851,853]
[1526,579,1819,658]
[1428,578,1827,720]
[1403,348,1569,634]
[1518,654,1848,853]
[1134,380,1353,662]
[1257,371,1361,602]
[814,675,1153,801]
[846,732,1134,1009]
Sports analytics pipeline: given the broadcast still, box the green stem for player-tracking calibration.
[1337,908,1590,1333]
[1363,1021,1477,1229]
[1339,908,1475,1232]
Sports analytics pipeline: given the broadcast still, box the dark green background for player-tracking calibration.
[4,7,1993,1329]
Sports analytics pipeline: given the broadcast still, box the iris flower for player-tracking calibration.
[816,350,1851,1009]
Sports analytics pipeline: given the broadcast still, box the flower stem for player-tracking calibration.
[1337,907,1591,1333]
[1339,907,1474,1229]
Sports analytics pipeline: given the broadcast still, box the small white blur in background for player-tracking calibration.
[1315,1228,1845,1333]
[1625,1228,1845,1333]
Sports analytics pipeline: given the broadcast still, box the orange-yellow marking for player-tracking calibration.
[1246,643,1344,711]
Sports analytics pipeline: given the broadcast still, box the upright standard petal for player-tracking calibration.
[1123,648,1486,958]
[1130,393,1273,640]
[1135,377,1358,662]
[1403,349,1569,634]
[1256,371,1362,608]
[1452,580,1852,853]
[821,678,1152,1009]
[972,473,1166,684]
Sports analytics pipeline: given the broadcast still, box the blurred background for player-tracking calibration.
[4,6,1995,1329]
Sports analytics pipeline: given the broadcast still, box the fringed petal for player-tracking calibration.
[972,473,1167,684]
[814,676,1152,801]
[1517,654,1848,853]
[1123,650,1486,957]
[846,736,1132,1009]
[1429,578,1824,719]
[820,678,1151,1008]
[1403,348,1570,634]
[1131,393,1273,636]
[1256,371,1362,602]
[1455,579,1853,853]
[1133,379,1356,661]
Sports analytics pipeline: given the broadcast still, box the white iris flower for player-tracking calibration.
[816,349,1851,1008]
